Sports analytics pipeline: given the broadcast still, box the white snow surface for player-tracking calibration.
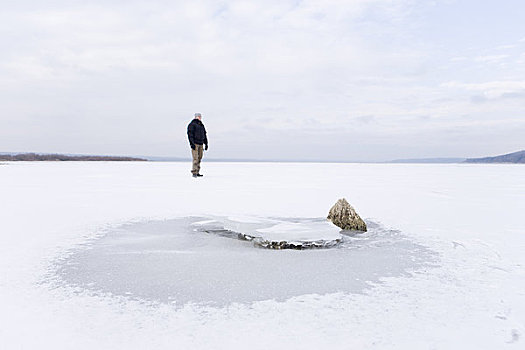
[1,161,524,349]
[254,221,342,242]
[211,215,343,242]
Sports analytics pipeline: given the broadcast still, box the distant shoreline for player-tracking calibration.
[464,150,525,164]
[1,150,523,163]
[0,153,147,162]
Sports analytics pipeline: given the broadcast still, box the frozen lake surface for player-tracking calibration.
[1,161,524,349]
[55,217,436,305]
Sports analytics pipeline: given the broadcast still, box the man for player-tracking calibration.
[187,113,208,177]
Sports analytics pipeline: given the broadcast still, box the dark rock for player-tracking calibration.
[327,198,367,231]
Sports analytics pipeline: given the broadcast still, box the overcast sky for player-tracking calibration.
[1,0,524,161]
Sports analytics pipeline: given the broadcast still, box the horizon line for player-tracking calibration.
[0,151,472,164]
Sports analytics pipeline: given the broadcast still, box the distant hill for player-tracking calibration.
[389,157,466,164]
[464,150,525,164]
[0,153,147,161]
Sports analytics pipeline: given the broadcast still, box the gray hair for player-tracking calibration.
[194,113,201,118]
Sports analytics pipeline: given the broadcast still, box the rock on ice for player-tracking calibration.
[327,198,367,231]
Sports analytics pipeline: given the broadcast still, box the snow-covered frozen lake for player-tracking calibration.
[1,161,524,349]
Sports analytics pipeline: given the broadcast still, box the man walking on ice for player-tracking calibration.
[187,113,208,178]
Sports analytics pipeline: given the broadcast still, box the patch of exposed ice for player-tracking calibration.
[53,216,437,306]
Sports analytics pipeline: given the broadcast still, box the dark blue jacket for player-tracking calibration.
[187,119,208,147]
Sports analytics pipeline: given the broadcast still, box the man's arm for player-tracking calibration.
[187,123,195,149]
[203,126,208,150]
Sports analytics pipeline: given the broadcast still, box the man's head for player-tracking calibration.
[194,113,202,121]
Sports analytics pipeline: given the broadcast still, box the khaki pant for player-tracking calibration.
[191,144,204,174]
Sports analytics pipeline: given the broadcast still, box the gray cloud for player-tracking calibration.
[1,0,524,161]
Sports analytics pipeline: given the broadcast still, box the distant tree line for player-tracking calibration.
[0,153,147,161]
